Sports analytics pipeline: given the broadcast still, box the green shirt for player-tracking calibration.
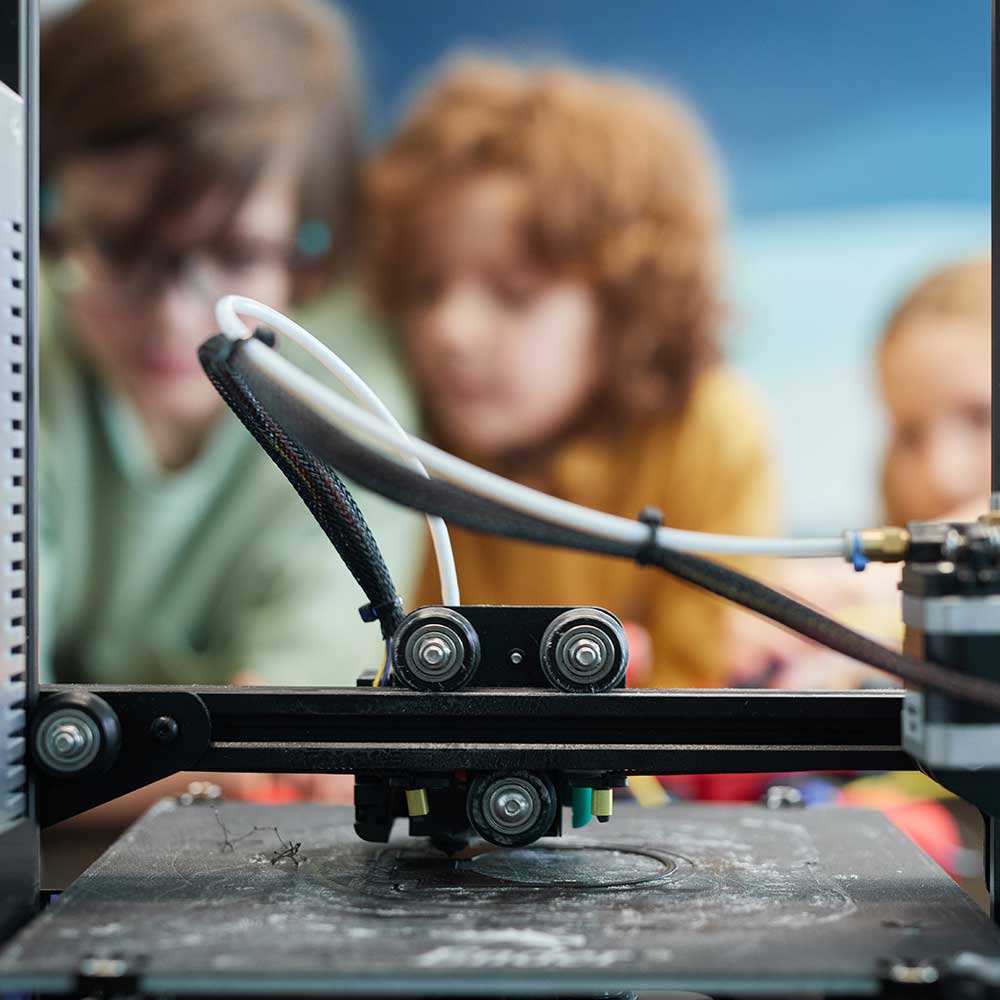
[39,286,423,686]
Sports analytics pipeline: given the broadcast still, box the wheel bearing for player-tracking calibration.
[539,608,628,692]
[392,607,481,690]
[467,771,558,847]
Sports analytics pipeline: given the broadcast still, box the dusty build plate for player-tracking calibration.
[0,801,998,995]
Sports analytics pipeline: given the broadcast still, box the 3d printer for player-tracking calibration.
[1,2,1000,995]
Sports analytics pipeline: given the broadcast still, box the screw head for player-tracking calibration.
[52,724,85,757]
[508,649,525,666]
[150,716,179,744]
[497,790,531,820]
[568,637,603,670]
[485,777,541,835]
[417,637,449,667]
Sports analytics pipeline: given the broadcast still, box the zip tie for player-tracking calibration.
[635,507,664,566]
[359,597,403,625]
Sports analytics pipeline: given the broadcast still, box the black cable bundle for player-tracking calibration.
[198,331,404,640]
[206,331,1000,711]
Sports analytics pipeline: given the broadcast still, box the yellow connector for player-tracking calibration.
[405,788,430,817]
[593,788,613,823]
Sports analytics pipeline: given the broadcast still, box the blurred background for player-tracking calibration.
[38,0,991,529]
[339,0,991,533]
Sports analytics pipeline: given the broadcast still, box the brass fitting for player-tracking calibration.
[405,788,430,817]
[857,527,910,562]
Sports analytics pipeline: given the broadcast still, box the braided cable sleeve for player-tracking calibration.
[198,332,404,639]
[220,338,1000,710]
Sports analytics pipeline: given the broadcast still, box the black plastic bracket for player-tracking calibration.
[36,687,211,827]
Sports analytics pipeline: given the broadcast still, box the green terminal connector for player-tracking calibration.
[571,786,593,828]
[593,788,613,823]
[405,788,430,817]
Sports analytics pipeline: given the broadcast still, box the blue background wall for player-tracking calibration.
[340,0,991,531]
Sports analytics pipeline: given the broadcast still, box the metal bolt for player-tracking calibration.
[497,790,531,820]
[52,723,85,757]
[150,716,179,744]
[508,649,524,666]
[35,710,100,774]
[568,636,603,670]
[417,636,449,667]
[404,623,464,683]
[485,777,540,835]
[551,622,615,685]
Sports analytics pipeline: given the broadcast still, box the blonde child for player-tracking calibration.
[732,256,991,688]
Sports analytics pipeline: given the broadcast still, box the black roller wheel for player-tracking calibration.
[466,771,558,847]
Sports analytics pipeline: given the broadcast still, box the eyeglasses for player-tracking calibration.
[51,230,293,306]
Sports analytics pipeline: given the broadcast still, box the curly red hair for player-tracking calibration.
[364,59,724,424]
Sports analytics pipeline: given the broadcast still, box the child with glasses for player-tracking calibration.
[38,0,421,811]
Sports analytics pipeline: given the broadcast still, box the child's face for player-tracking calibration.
[400,174,600,459]
[880,316,991,523]
[53,146,296,436]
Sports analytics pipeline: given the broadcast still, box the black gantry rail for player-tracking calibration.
[35,685,912,826]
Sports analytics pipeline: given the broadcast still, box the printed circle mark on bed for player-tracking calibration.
[462,845,677,890]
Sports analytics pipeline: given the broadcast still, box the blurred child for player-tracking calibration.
[41,0,419,691]
[845,256,991,884]
[879,257,991,526]
[730,255,991,689]
[38,0,420,816]
[365,60,778,687]
[697,258,990,882]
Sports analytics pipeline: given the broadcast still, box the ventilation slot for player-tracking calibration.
[0,207,27,826]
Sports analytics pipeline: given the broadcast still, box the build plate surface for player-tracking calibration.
[0,801,997,995]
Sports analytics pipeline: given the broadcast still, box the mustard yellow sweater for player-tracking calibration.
[415,368,778,689]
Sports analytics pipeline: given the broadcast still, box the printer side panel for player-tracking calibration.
[0,0,39,942]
